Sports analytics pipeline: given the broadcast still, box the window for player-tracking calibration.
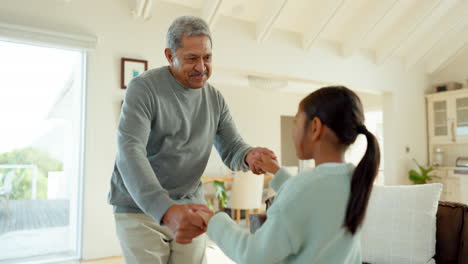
[0,40,85,263]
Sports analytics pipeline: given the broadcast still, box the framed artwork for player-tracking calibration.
[121,57,148,89]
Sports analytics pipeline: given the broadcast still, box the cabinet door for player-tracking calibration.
[458,173,468,205]
[430,169,447,200]
[428,98,452,144]
[455,95,468,143]
[445,171,461,203]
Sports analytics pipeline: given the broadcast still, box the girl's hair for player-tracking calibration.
[300,86,380,235]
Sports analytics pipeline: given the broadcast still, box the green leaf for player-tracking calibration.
[0,147,63,199]
[409,169,424,183]
[417,164,426,174]
[409,159,434,184]
[213,181,224,189]
[206,200,215,211]
[212,180,228,208]
[420,166,433,177]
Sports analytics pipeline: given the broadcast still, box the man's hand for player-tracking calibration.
[162,204,212,244]
[245,147,277,174]
[255,154,281,174]
[196,210,215,226]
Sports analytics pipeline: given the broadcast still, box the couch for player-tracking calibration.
[250,200,468,264]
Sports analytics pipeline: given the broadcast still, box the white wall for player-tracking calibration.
[0,0,429,259]
[430,47,468,89]
[204,83,305,176]
[205,81,386,177]
[382,73,429,185]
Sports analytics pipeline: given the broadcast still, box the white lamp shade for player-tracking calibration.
[229,171,264,210]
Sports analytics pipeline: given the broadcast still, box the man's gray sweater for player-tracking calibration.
[108,66,252,223]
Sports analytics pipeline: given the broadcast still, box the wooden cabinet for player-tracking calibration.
[444,171,461,202]
[426,91,468,203]
[430,168,468,203]
[427,97,450,144]
[427,89,468,145]
[429,168,447,199]
[454,94,468,142]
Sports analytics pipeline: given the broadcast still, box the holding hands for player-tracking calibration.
[245,147,278,174]
[196,210,214,226]
[189,148,280,229]
[255,153,281,174]
[162,204,214,244]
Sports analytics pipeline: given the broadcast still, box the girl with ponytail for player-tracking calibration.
[198,86,380,264]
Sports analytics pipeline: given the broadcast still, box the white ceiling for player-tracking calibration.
[150,0,468,74]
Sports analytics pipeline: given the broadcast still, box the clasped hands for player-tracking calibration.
[162,148,279,244]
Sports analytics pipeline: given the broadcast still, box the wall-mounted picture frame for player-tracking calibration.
[121,57,148,89]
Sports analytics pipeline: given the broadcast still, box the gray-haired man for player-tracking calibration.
[108,16,276,264]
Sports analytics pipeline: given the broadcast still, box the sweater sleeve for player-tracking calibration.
[270,167,294,192]
[116,78,175,224]
[214,93,253,171]
[207,210,295,264]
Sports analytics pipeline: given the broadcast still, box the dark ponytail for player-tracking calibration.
[300,86,380,235]
[344,126,380,234]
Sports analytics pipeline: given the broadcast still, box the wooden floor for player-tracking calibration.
[57,241,237,264]
[0,199,68,235]
[59,256,124,264]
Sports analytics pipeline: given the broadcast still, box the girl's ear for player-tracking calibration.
[309,117,323,142]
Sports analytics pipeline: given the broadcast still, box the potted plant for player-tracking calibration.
[408,159,437,184]
[210,180,228,211]
[205,180,245,218]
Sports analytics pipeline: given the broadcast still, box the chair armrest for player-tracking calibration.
[265,196,275,209]
[249,213,267,233]
[248,196,275,233]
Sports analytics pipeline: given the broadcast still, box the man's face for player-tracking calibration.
[165,35,212,89]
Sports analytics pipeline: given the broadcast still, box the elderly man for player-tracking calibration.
[108,16,276,264]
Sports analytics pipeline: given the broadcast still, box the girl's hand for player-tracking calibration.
[245,147,277,174]
[195,209,214,226]
[255,154,280,174]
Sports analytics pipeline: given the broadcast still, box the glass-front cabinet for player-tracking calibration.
[427,89,468,145]
[455,95,468,141]
[429,99,450,143]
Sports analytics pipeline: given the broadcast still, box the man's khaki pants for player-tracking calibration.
[114,213,207,264]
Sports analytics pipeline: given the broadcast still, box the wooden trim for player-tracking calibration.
[81,256,123,263]
[202,176,233,183]
[201,174,272,183]
[246,209,251,227]
[426,89,468,99]
[0,22,97,51]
